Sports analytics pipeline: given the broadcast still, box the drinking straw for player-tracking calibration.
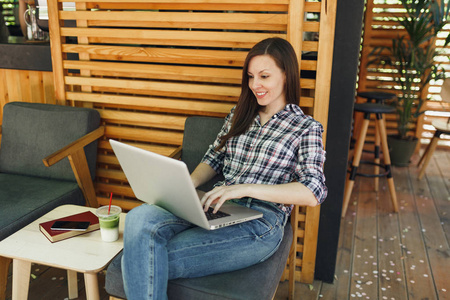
[108,192,113,215]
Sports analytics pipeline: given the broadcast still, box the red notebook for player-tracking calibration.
[39,211,100,243]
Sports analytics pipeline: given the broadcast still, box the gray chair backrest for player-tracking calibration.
[0,102,100,181]
[181,116,225,191]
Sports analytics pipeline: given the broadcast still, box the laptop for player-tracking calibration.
[110,139,263,230]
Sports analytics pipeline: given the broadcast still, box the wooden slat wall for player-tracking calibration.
[0,69,56,124]
[358,0,450,149]
[47,0,336,284]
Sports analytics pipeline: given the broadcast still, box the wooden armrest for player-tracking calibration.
[0,124,2,135]
[169,146,182,160]
[42,126,105,208]
[43,126,105,167]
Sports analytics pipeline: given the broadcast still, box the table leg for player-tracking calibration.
[67,270,78,299]
[0,257,12,300]
[12,259,31,300]
[84,272,100,300]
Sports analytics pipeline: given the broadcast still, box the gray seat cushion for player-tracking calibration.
[0,173,84,241]
[105,222,292,300]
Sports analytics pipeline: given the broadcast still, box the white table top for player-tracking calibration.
[0,205,126,273]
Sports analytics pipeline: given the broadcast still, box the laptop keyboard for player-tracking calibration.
[205,207,230,220]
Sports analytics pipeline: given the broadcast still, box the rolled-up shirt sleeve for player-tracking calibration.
[294,124,328,204]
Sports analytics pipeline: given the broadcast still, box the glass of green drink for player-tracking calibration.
[96,205,122,242]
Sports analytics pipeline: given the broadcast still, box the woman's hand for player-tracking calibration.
[200,184,250,213]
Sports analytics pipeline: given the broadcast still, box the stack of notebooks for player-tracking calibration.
[39,211,100,243]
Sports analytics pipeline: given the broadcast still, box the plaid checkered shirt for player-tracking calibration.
[201,104,327,214]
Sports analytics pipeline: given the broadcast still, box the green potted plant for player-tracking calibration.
[368,0,449,166]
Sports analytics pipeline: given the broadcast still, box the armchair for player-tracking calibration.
[0,101,104,299]
[105,116,293,300]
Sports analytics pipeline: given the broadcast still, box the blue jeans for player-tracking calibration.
[122,199,287,300]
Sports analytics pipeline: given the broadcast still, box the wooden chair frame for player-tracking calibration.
[42,125,105,208]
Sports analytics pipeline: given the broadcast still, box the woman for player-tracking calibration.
[122,37,327,299]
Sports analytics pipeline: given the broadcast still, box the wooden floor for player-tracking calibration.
[4,149,449,300]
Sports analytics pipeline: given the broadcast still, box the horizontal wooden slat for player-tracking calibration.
[370,30,409,39]
[63,61,242,84]
[85,2,288,11]
[97,196,142,211]
[61,28,285,48]
[66,92,235,114]
[305,1,321,12]
[64,76,241,99]
[96,154,120,166]
[61,0,289,4]
[299,60,318,71]
[96,183,135,198]
[72,0,318,15]
[301,41,319,52]
[61,11,288,31]
[105,126,183,145]
[299,97,314,108]
[304,22,320,32]
[61,44,248,66]
[98,109,187,130]
[97,140,179,157]
[97,168,127,181]
[300,79,315,89]
[372,3,403,9]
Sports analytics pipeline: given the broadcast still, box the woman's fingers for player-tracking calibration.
[201,185,249,213]
[201,186,228,213]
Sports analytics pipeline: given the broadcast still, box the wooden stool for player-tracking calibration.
[342,103,399,218]
[354,91,396,190]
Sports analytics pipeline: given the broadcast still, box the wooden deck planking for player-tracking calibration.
[350,162,380,299]
[3,150,449,300]
[397,164,439,300]
[318,167,361,300]
[410,152,450,300]
[425,149,450,243]
[376,170,407,300]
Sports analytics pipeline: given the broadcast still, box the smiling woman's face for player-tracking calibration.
[247,54,287,115]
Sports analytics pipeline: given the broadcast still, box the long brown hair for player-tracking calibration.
[217,37,300,150]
